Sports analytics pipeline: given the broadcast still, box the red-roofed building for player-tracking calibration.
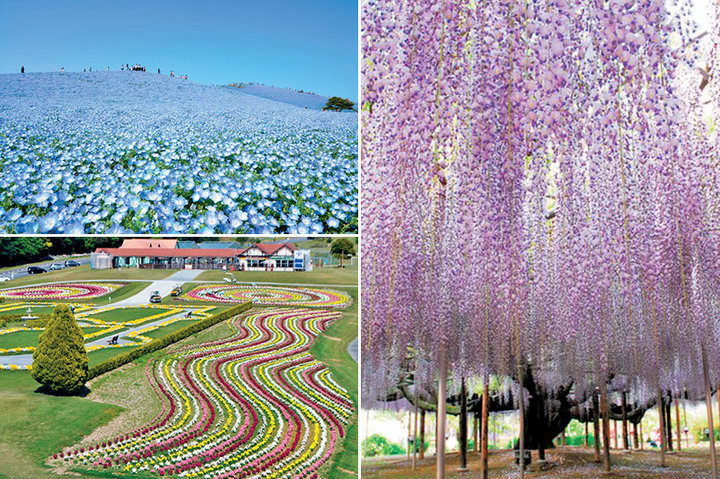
[90,242,311,272]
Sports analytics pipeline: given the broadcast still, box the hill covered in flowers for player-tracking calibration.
[0,71,357,234]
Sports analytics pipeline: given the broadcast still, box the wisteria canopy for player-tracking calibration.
[361,0,720,406]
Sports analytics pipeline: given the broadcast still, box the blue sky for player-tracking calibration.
[0,0,358,100]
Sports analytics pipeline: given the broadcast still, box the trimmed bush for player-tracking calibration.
[88,302,252,379]
[31,304,89,394]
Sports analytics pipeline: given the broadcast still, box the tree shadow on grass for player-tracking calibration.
[34,384,91,398]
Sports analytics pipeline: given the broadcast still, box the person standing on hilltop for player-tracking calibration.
[21,65,24,73]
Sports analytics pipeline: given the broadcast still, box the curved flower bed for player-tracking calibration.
[56,308,353,478]
[182,285,352,308]
[0,283,125,300]
[0,301,94,315]
[0,304,213,360]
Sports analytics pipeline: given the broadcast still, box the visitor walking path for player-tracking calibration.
[348,338,358,363]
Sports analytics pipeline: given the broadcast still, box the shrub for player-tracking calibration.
[88,302,252,379]
[362,434,406,457]
[31,304,88,394]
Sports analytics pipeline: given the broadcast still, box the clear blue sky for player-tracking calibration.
[0,0,358,100]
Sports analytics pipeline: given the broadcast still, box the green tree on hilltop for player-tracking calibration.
[32,304,88,394]
[323,96,356,112]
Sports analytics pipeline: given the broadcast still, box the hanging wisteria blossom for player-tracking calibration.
[362,0,719,414]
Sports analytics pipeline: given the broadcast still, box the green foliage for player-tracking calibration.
[88,302,252,379]
[323,96,356,112]
[0,237,123,268]
[0,238,49,268]
[362,434,405,457]
[31,304,89,394]
[330,238,356,267]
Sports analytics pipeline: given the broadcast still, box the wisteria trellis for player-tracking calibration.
[362,0,719,416]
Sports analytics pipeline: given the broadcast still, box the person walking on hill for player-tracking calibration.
[21,65,24,73]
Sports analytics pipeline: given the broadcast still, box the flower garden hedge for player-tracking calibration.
[87,302,252,379]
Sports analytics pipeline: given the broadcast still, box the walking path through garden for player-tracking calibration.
[349,338,358,362]
[112,269,204,306]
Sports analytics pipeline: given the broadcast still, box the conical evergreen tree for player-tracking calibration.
[32,304,88,394]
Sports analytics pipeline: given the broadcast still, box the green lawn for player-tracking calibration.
[86,307,160,324]
[141,320,195,340]
[0,371,123,479]
[0,266,172,290]
[193,265,359,286]
[311,287,359,479]
[0,306,56,316]
[0,327,117,350]
[87,345,139,367]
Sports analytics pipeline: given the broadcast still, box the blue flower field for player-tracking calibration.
[0,71,357,233]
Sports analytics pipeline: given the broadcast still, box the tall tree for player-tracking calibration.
[330,238,356,266]
[32,304,88,394]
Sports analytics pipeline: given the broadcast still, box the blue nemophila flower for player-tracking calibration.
[0,71,357,233]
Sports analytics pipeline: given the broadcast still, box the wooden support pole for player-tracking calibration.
[420,408,426,461]
[657,390,667,467]
[518,370,526,479]
[473,415,478,453]
[613,420,618,449]
[703,345,718,479]
[666,397,673,452]
[436,361,447,479]
[413,390,419,469]
[459,379,468,470]
[408,409,412,466]
[585,420,589,447]
[622,391,629,450]
[601,381,612,472]
[480,375,490,479]
[633,421,639,449]
[593,392,601,463]
[675,399,682,452]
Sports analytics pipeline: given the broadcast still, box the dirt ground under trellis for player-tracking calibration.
[362,447,718,478]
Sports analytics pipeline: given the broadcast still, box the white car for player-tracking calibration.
[0,276,10,282]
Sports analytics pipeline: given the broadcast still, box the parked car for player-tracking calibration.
[65,260,80,267]
[0,276,10,282]
[49,263,65,271]
[171,286,183,296]
[149,291,162,303]
[27,266,46,274]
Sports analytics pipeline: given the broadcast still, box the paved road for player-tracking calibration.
[348,338,358,363]
[0,256,90,281]
[112,270,206,306]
